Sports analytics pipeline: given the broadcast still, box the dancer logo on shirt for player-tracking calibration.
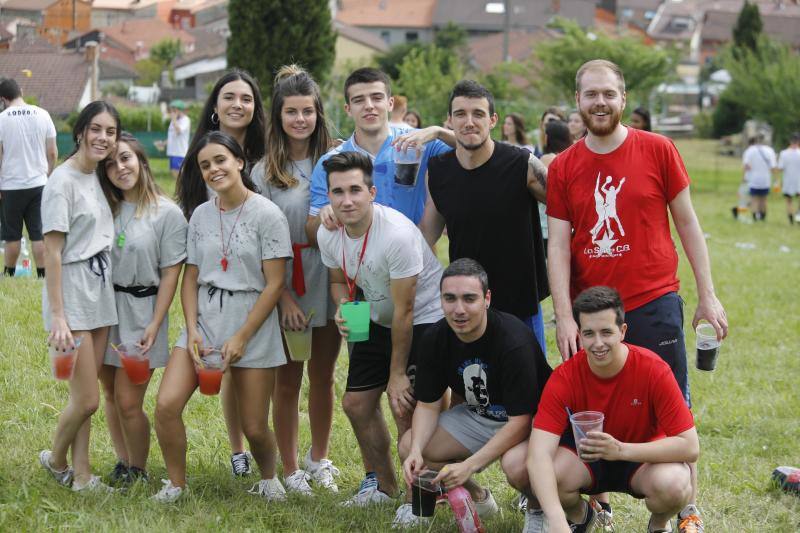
[585,172,629,258]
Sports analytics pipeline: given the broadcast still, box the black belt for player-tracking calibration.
[207,285,233,311]
[114,284,158,297]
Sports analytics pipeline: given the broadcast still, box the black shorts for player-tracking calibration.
[345,321,431,392]
[625,291,690,407]
[0,186,44,241]
[559,431,645,498]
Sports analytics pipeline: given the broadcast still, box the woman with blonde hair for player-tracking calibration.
[97,132,187,484]
[252,64,342,495]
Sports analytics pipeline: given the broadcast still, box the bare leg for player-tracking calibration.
[233,367,277,480]
[631,463,692,530]
[273,357,304,474]
[99,364,128,463]
[221,372,246,454]
[32,240,45,269]
[3,240,20,268]
[552,447,593,524]
[154,347,198,487]
[306,322,340,461]
[342,388,397,496]
[501,440,539,505]
[114,366,152,469]
[420,426,483,500]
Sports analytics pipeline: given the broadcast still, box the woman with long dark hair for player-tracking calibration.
[252,64,342,495]
[96,132,187,485]
[153,131,291,502]
[38,101,120,492]
[501,112,534,152]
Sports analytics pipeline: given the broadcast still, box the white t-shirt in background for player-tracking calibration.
[778,147,800,195]
[0,103,56,190]
[167,114,191,157]
[318,204,444,328]
[742,144,777,189]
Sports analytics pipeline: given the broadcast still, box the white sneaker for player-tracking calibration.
[392,503,430,529]
[522,508,548,533]
[284,469,313,495]
[152,479,186,503]
[72,475,114,493]
[248,478,287,502]
[38,450,73,487]
[341,474,392,507]
[304,450,340,492]
[474,488,499,518]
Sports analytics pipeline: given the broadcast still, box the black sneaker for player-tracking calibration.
[109,460,130,485]
[230,451,253,476]
[568,499,596,533]
[127,466,149,483]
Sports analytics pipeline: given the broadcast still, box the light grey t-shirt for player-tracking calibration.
[187,193,292,291]
[318,204,444,328]
[254,158,330,326]
[111,197,188,286]
[41,162,113,264]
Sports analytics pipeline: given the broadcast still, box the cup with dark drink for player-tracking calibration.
[412,470,440,517]
[394,145,423,187]
[695,323,721,371]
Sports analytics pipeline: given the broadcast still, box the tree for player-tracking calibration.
[135,58,163,85]
[149,38,182,83]
[376,42,425,81]
[721,37,800,145]
[378,22,468,81]
[226,0,335,94]
[533,18,676,105]
[732,0,762,53]
[396,46,465,127]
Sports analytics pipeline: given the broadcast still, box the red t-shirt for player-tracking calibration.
[533,344,694,442]
[546,128,690,311]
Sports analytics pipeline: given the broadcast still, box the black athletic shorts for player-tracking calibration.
[559,430,645,498]
[624,291,690,407]
[345,321,432,392]
[0,186,44,241]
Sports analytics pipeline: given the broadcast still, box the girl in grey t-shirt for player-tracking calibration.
[250,64,342,495]
[153,132,292,503]
[96,132,187,484]
[39,101,121,493]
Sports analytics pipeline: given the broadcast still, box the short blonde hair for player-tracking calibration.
[575,59,625,93]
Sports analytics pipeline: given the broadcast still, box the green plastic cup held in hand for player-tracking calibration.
[340,301,371,342]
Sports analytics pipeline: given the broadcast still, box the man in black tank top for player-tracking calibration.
[419,80,549,353]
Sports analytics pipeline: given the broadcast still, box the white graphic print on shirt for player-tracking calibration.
[587,172,629,258]
[459,359,507,421]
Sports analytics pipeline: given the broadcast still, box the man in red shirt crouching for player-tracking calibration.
[527,286,698,533]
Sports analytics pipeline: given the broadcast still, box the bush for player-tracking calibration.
[712,91,748,138]
[65,105,168,133]
[693,110,714,139]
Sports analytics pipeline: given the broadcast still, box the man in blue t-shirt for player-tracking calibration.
[305,68,453,240]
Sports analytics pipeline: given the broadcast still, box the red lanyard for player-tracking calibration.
[341,224,371,301]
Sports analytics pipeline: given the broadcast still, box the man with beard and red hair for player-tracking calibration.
[545,59,728,533]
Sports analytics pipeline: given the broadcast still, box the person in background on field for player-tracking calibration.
[389,95,409,128]
[538,120,573,256]
[567,110,587,142]
[547,59,728,532]
[174,69,268,477]
[166,100,191,179]
[0,77,57,278]
[742,134,777,222]
[404,110,422,129]
[776,132,800,224]
[529,286,699,533]
[535,106,566,157]
[395,259,552,530]
[38,101,121,493]
[501,113,535,153]
[153,131,291,503]
[96,132,187,486]
[629,107,651,132]
[251,65,342,495]
[317,152,445,506]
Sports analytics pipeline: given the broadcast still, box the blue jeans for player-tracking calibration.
[521,302,547,357]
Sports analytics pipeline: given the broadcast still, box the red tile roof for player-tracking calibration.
[335,0,436,29]
[0,49,89,115]
[99,16,195,54]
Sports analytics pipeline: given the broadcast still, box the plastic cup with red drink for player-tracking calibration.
[197,348,224,395]
[49,336,83,380]
[113,342,151,385]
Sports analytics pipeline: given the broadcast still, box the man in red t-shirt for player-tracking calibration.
[528,287,698,533]
[546,59,726,530]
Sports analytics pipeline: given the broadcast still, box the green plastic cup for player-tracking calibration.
[340,301,371,342]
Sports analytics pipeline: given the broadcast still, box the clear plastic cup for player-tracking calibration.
[393,146,423,187]
[340,301,371,342]
[412,470,440,517]
[197,348,224,395]
[49,336,83,381]
[695,323,721,371]
[115,342,151,385]
[570,411,604,462]
[284,328,312,362]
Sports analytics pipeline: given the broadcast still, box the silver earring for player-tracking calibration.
[211,112,219,125]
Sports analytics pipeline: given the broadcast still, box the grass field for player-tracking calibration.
[0,139,798,531]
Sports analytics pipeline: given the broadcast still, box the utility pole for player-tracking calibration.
[503,0,511,62]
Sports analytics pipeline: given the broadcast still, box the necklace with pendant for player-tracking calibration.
[218,191,250,272]
[116,208,136,248]
[291,160,309,181]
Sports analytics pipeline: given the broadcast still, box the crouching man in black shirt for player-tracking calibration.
[393,258,552,528]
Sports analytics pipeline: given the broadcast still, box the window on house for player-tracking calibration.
[406,31,418,42]
[380,30,390,44]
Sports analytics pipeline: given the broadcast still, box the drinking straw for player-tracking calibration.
[194,344,204,369]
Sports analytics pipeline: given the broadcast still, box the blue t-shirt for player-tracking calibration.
[308,125,452,224]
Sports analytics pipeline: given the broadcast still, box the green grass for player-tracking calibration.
[1,141,799,531]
